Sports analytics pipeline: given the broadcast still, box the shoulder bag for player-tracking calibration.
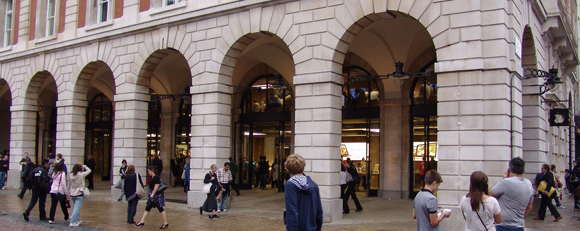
[135,174,147,199]
[157,178,167,193]
[181,169,186,180]
[201,173,212,194]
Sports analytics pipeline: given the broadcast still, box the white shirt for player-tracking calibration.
[460,195,501,231]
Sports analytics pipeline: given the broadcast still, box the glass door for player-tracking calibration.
[411,116,438,197]
[341,118,380,196]
[235,123,253,189]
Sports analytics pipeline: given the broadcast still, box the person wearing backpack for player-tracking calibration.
[18,159,36,199]
[345,160,363,213]
[23,159,51,222]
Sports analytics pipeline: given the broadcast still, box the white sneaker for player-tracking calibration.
[217,210,221,213]
[69,222,79,227]
[48,220,54,224]
[222,209,227,212]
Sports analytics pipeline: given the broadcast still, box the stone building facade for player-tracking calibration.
[1,0,577,226]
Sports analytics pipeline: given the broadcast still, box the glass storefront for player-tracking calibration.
[174,99,191,160]
[85,94,113,181]
[410,63,438,197]
[342,66,380,196]
[235,75,292,189]
[147,89,161,166]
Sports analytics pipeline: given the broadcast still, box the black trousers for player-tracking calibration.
[49,193,69,221]
[24,191,47,219]
[87,172,94,189]
[538,193,560,219]
[18,185,29,198]
[230,175,239,195]
[341,184,348,213]
[345,181,363,211]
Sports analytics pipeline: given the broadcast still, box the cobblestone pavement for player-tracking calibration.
[1,181,580,230]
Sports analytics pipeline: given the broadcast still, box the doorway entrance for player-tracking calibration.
[85,94,113,181]
[235,75,292,190]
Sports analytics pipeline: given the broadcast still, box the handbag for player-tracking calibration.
[136,174,147,199]
[157,179,167,193]
[65,197,71,208]
[147,197,159,208]
[55,192,66,202]
[202,183,212,194]
[181,170,186,180]
[83,187,90,198]
[555,175,563,188]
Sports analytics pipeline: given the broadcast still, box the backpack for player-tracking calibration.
[28,167,50,193]
[21,163,35,185]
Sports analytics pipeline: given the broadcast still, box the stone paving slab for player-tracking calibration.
[2,181,580,230]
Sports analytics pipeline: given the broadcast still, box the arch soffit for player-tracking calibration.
[74,61,116,101]
[328,1,444,75]
[521,26,539,69]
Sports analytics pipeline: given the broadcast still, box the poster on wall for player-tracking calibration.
[340,142,367,160]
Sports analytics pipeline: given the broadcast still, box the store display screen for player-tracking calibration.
[340,142,367,160]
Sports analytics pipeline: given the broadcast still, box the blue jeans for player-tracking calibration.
[218,191,229,211]
[70,196,84,224]
[127,198,139,222]
[0,171,6,189]
[496,225,524,231]
[555,197,562,206]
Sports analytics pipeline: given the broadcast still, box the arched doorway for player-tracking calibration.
[409,62,437,198]
[29,71,58,164]
[235,74,292,189]
[85,94,113,180]
[0,79,11,155]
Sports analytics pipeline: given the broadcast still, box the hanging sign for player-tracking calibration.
[549,109,570,126]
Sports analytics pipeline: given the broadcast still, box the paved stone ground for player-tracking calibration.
[1,181,580,230]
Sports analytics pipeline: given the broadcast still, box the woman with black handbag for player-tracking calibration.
[48,162,69,224]
[200,164,223,219]
[123,165,143,224]
[135,166,169,229]
[460,171,502,231]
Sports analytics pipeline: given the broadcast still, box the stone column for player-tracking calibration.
[437,70,521,230]
[55,99,88,171]
[112,92,149,196]
[7,104,37,188]
[187,83,231,208]
[293,73,342,223]
[380,98,406,199]
[522,77,547,180]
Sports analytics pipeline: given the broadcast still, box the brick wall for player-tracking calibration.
[58,0,66,33]
[140,0,149,12]
[114,0,123,18]
[29,0,36,40]
[77,0,85,28]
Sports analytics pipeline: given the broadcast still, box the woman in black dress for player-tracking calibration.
[200,164,223,219]
[135,166,169,229]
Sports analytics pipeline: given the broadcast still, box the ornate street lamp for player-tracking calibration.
[523,67,563,95]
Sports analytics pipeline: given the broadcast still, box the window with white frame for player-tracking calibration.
[164,0,181,6]
[46,0,56,36]
[3,0,12,47]
[97,0,110,23]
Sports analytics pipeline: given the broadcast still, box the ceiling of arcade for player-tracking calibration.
[347,12,435,99]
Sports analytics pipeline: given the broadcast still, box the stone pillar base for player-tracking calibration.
[7,169,21,189]
[379,189,404,199]
[437,206,464,230]
[188,191,206,209]
[321,198,342,223]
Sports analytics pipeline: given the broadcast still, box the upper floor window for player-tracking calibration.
[97,0,110,23]
[45,0,56,36]
[164,0,181,6]
[3,0,12,47]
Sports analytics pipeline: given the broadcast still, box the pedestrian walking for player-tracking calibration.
[216,162,232,212]
[283,154,323,231]
[19,152,32,189]
[55,154,67,174]
[23,159,51,222]
[115,159,128,201]
[413,170,451,231]
[229,157,240,196]
[271,158,279,188]
[345,160,363,212]
[0,153,8,190]
[259,156,269,189]
[48,162,69,224]
[18,158,35,199]
[123,165,143,224]
[200,164,223,219]
[47,153,56,176]
[85,155,95,189]
[489,157,534,231]
[533,164,562,222]
[572,160,580,210]
[551,164,564,208]
[182,159,190,194]
[152,153,163,176]
[340,161,348,214]
[68,163,91,227]
[171,155,181,187]
[135,166,168,229]
[460,171,502,231]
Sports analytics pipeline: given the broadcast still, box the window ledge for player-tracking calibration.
[0,45,11,53]
[84,20,114,32]
[35,35,57,45]
[149,1,187,16]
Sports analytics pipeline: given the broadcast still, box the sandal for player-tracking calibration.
[160,223,169,229]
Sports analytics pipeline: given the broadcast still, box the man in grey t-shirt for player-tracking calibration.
[413,170,451,231]
[489,157,534,231]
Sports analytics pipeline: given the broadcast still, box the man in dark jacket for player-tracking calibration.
[152,153,163,176]
[85,155,96,189]
[259,156,269,189]
[284,154,322,231]
[534,164,562,222]
[572,160,580,210]
[23,159,51,221]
